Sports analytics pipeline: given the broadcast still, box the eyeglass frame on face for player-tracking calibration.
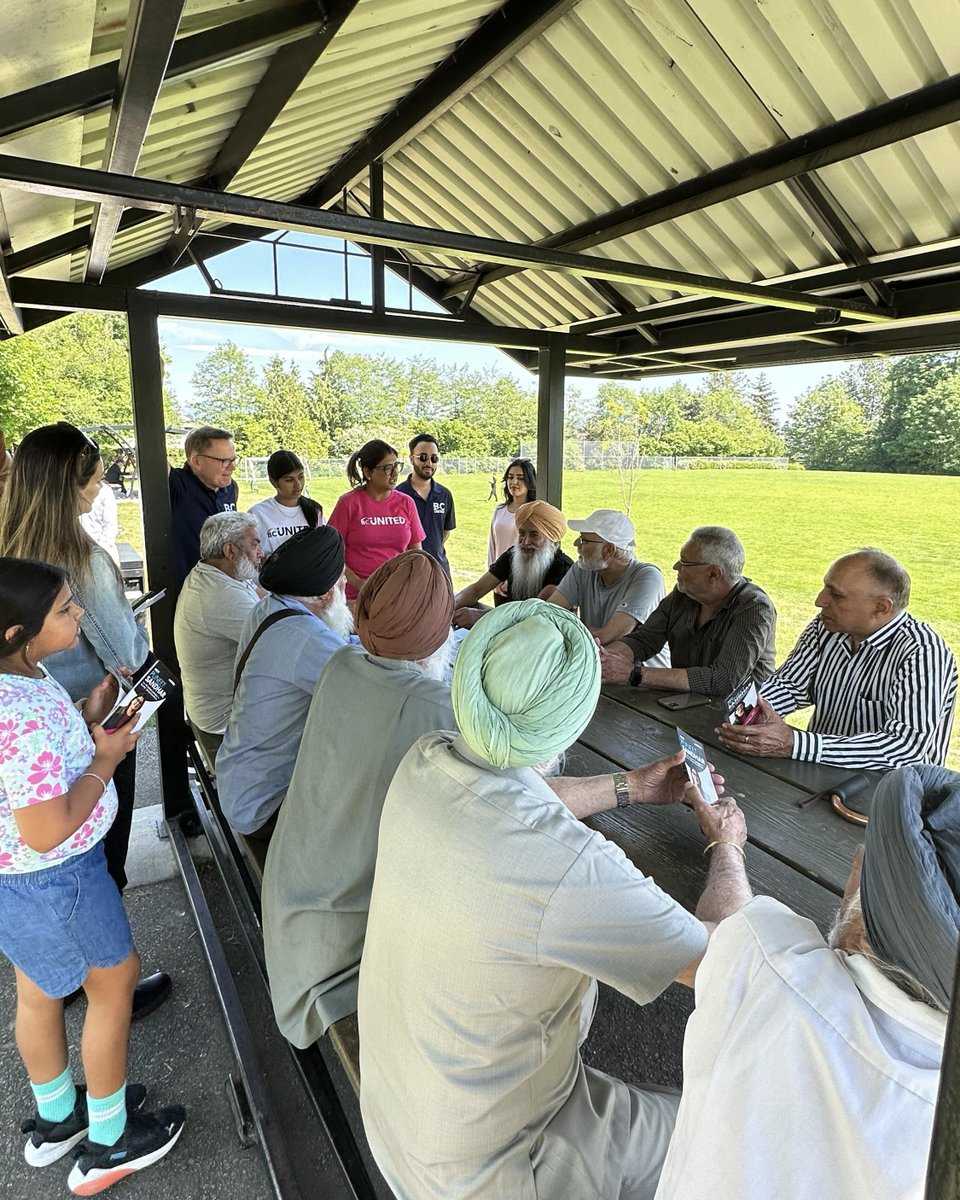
[415,453,440,463]
[197,453,239,468]
[369,461,400,476]
[574,535,607,546]
[674,557,714,569]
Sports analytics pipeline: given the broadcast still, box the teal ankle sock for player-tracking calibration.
[31,1066,77,1123]
[87,1083,127,1147]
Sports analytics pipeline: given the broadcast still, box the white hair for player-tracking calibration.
[199,512,255,561]
[510,541,559,599]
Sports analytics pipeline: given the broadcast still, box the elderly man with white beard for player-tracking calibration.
[174,510,263,760]
[357,600,745,1200]
[215,525,354,841]
[548,508,669,660]
[262,550,459,1044]
[452,500,573,629]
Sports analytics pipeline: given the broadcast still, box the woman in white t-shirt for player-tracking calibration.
[247,450,324,558]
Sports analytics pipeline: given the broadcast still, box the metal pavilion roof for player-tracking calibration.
[1,0,960,382]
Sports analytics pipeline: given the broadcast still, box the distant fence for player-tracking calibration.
[241,452,789,488]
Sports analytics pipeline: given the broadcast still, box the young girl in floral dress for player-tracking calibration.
[0,557,184,1194]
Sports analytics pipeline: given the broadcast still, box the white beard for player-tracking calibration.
[510,542,558,600]
[577,552,605,573]
[533,753,565,778]
[416,629,457,683]
[235,556,260,584]
[321,585,354,638]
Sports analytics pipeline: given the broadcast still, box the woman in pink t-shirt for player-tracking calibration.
[327,440,425,600]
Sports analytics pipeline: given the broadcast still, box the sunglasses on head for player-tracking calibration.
[58,422,99,458]
[416,454,440,463]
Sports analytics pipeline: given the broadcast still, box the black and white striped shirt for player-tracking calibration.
[761,611,957,769]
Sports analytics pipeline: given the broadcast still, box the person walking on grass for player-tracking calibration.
[0,558,184,1194]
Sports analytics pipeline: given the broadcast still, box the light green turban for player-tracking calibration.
[452,598,600,768]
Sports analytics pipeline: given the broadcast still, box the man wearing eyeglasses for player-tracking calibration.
[600,526,776,697]
[548,509,669,659]
[396,434,456,577]
[169,426,240,590]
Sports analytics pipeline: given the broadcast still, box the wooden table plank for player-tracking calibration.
[567,743,841,934]
[579,695,863,895]
[603,683,882,806]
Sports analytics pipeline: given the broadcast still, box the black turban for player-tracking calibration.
[259,526,344,596]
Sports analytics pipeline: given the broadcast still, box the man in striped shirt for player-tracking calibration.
[718,549,957,769]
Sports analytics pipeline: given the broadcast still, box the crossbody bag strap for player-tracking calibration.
[233,608,305,693]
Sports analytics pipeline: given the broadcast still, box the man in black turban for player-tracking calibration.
[653,763,957,1200]
[217,525,355,841]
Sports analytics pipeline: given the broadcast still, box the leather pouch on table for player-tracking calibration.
[798,772,869,825]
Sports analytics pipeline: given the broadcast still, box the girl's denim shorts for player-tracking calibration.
[0,842,134,998]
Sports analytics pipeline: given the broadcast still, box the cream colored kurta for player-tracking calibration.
[358,732,707,1200]
[261,647,455,1047]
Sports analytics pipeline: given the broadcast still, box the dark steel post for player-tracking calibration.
[126,290,189,818]
[925,947,960,1198]
[536,335,565,508]
[369,158,386,316]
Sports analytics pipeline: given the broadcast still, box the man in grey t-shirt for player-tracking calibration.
[549,509,669,664]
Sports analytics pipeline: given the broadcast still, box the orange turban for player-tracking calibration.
[355,550,454,661]
[514,500,566,543]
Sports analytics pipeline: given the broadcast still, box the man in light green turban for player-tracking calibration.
[358,599,746,1200]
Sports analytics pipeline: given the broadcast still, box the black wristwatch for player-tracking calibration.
[629,662,644,687]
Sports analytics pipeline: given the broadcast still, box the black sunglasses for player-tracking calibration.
[58,422,99,458]
[415,454,440,463]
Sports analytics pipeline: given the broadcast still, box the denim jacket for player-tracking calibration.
[44,547,149,701]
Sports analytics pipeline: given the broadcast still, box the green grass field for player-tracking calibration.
[118,467,960,765]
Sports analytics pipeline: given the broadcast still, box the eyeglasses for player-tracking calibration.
[371,462,400,475]
[198,453,239,468]
[415,454,440,463]
[574,535,606,546]
[675,558,713,568]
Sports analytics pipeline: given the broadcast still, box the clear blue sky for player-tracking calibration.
[153,233,844,422]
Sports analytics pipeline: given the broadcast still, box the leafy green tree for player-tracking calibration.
[190,341,265,453]
[875,353,957,470]
[258,356,327,457]
[886,375,960,475]
[782,380,872,470]
[747,373,779,430]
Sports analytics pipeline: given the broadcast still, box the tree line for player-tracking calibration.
[0,313,957,476]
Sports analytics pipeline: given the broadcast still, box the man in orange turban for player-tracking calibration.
[452,500,573,629]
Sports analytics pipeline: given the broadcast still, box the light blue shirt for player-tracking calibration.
[216,595,349,835]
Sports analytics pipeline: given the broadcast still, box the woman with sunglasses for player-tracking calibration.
[487,458,537,605]
[0,424,170,1018]
[247,449,324,557]
[327,440,425,602]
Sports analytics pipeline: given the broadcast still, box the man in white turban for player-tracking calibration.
[358,599,747,1200]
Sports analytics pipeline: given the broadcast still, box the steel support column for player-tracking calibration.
[369,160,386,316]
[536,336,565,509]
[126,291,189,818]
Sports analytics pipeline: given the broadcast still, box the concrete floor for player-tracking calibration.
[0,726,694,1198]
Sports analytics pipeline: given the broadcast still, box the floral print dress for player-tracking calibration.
[0,673,117,874]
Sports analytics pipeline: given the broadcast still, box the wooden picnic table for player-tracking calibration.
[569,685,882,934]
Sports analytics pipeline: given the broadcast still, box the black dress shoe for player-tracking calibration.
[131,972,172,1021]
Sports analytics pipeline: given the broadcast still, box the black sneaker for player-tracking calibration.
[67,1105,186,1195]
[21,1084,147,1168]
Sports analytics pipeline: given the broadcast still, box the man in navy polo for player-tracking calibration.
[396,433,456,577]
[169,425,240,590]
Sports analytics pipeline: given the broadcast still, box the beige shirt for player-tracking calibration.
[358,732,706,1200]
[262,649,456,1046]
[173,561,259,734]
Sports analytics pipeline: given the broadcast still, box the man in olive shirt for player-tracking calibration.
[601,525,776,697]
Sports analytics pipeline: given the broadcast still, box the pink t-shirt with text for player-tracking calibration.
[327,487,426,599]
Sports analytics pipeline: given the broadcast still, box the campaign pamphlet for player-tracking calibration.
[676,728,720,804]
[131,588,166,616]
[725,678,762,727]
[102,651,178,734]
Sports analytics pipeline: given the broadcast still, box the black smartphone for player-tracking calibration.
[657,693,711,711]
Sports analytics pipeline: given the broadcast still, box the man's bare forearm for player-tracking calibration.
[546,774,625,819]
[696,844,752,924]
[639,666,691,692]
